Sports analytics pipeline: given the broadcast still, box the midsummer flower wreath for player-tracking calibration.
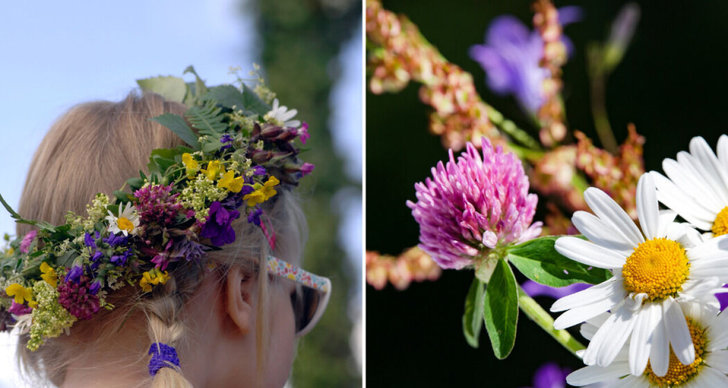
[0,66,313,351]
[367,0,728,386]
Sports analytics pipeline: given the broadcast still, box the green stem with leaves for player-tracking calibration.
[517,285,585,358]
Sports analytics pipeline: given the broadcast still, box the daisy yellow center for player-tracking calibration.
[117,217,134,233]
[621,238,689,301]
[711,206,728,236]
[645,318,706,387]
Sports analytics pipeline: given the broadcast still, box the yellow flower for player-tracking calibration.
[217,170,245,193]
[140,269,170,293]
[5,283,37,307]
[40,262,58,288]
[182,153,199,178]
[243,176,280,207]
[201,160,223,181]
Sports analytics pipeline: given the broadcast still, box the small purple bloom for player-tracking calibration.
[470,7,581,113]
[103,233,128,247]
[523,362,569,388]
[253,165,267,176]
[89,281,101,295]
[65,265,83,283]
[247,206,263,226]
[8,301,32,316]
[200,201,240,246]
[717,285,728,311]
[522,280,590,300]
[407,138,541,269]
[90,251,104,263]
[84,232,97,248]
[300,162,315,177]
[170,238,207,262]
[220,134,235,151]
[298,122,310,144]
[110,248,133,266]
[19,230,37,254]
[134,183,184,226]
[241,185,254,195]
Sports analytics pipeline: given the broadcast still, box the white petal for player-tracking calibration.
[551,277,621,312]
[580,313,610,341]
[636,174,659,239]
[664,299,695,365]
[709,310,728,351]
[649,302,670,377]
[629,302,661,375]
[657,209,678,237]
[572,211,635,254]
[706,350,728,373]
[689,136,728,204]
[582,303,637,367]
[692,365,728,387]
[651,171,715,230]
[664,157,723,213]
[565,363,629,386]
[553,297,622,330]
[717,135,728,169]
[555,237,626,269]
[584,187,644,246]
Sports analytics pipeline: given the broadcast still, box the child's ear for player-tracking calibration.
[224,267,255,335]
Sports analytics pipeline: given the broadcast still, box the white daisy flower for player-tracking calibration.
[105,202,139,236]
[567,303,728,387]
[264,98,300,128]
[551,174,728,376]
[651,135,728,237]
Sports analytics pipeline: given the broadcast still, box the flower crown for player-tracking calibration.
[0,66,313,351]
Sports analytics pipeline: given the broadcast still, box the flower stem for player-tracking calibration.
[517,285,585,358]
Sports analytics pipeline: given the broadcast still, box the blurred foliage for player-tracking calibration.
[246,0,361,387]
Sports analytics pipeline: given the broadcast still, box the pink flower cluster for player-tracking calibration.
[407,138,541,269]
[134,184,187,225]
[58,276,100,320]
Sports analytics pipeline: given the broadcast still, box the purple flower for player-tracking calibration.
[65,265,83,283]
[84,232,97,248]
[522,280,590,300]
[247,206,263,226]
[220,134,234,151]
[58,276,100,320]
[91,251,104,262]
[300,162,315,177]
[298,122,310,144]
[523,362,569,388]
[8,301,32,316]
[19,230,37,254]
[718,286,728,311]
[89,281,101,295]
[406,138,541,269]
[469,7,581,113]
[110,248,133,266]
[134,183,184,226]
[200,201,240,246]
[103,233,128,247]
[170,238,207,262]
[253,165,267,176]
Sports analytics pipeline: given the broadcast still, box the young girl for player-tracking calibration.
[1,73,329,387]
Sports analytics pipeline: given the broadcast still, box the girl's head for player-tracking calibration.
[13,91,320,387]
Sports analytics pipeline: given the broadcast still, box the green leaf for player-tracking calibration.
[183,65,209,100]
[462,277,485,348]
[151,113,200,149]
[506,236,613,287]
[242,84,271,115]
[136,76,187,103]
[482,259,519,360]
[185,101,227,136]
[204,85,246,110]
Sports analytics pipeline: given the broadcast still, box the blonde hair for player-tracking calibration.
[15,92,307,387]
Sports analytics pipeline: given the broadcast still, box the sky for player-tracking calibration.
[0,1,362,386]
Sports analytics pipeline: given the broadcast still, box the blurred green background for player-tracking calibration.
[366,1,728,386]
[249,0,362,387]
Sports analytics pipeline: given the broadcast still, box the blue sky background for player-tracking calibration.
[0,1,362,385]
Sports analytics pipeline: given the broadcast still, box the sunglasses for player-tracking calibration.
[266,255,331,336]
